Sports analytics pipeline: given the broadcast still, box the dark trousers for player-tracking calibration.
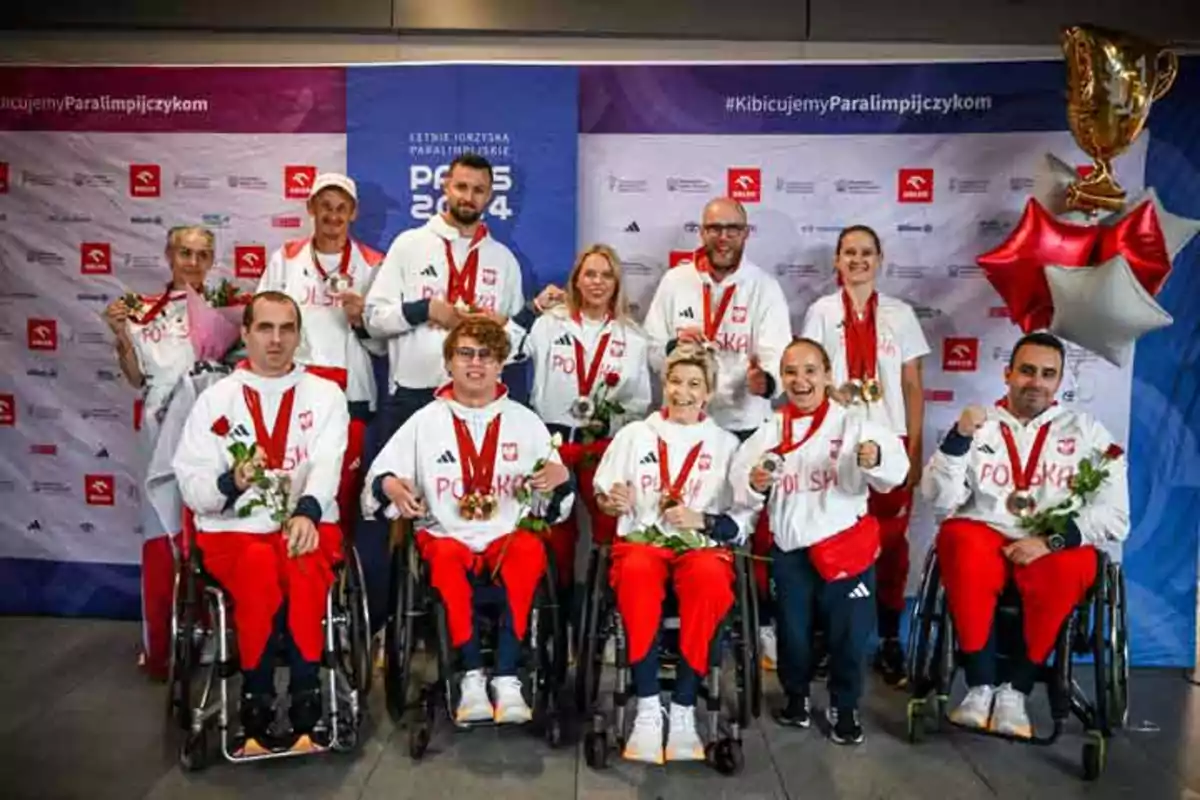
[242,605,320,698]
[356,384,437,634]
[772,545,876,712]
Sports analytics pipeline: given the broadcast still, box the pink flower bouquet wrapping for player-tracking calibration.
[185,284,247,362]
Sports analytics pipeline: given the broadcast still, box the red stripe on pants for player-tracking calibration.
[608,542,734,675]
[868,434,911,613]
[196,525,343,670]
[415,530,548,647]
[936,518,1097,664]
[336,417,367,538]
[546,439,617,587]
[140,533,178,679]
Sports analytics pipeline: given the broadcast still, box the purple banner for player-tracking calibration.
[0,67,346,133]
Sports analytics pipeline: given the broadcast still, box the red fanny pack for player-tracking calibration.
[807,515,881,583]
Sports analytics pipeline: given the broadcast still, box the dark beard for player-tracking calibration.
[704,244,743,276]
[448,203,481,226]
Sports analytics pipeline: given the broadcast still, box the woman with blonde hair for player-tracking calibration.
[516,244,652,604]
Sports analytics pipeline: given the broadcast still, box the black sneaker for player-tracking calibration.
[827,707,865,745]
[240,692,276,742]
[288,688,324,736]
[774,694,811,728]
[873,637,908,687]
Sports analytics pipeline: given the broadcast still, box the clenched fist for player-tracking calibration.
[856,441,880,469]
[598,482,634,516]
[955,405,988,437]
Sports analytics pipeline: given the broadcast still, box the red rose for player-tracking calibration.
[604,371,620,387]
[1104,443,1124,460]
[211,416,231,436]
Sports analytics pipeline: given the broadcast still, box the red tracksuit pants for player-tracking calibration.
[196,525,343,670]
[546,439,617,588]
[609,542,734,675]
[937,519,1097,664]
[416,530,548,647]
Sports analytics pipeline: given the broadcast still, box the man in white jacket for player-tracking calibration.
[921,332,1129,739]
[172,291,350,753]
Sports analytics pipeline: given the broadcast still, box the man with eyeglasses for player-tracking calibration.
[643,197,792,670]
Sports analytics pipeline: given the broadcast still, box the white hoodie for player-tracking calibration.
[364,216,525,390]
[642,255,792,433]
[730,400,909,552]
[920,402,1130,545]
[361,384,575,553]
[171,366,349,534]
[592,411,754,546]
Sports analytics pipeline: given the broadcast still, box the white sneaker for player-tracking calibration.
[490,676,533,725]
[760,626,777,671]
[949,684,995,730]
[455,669,492,723]
[623,696,665,764]
[665,703,705,761]
[989,683,1033,739]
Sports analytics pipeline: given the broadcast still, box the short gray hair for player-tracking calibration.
[165,225,215,251]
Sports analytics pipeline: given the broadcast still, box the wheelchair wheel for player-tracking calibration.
[337,546,373,699]
[906,549,942,696]
[1105,562,1130,731]
[575,546,609,714]
[385,537,418,724]
[178,727,211,772]
[1082,732,1107,781]
[734,552,760,728]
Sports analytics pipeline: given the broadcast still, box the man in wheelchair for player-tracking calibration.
[362,317,574,726]
[921,332,1129,739]
[172,290,350,753]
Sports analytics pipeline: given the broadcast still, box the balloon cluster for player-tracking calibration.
[976,25,1198,367]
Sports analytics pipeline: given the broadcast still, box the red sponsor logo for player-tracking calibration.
[0,393,14,426]
[942,337,979,372]
[27,318,57,351]
[924,389,955,403]
[284,165,317,199]
[235,244,267,278]
[727,168,761,203]
[129,163,161,197]
[85,474,115,506]
[271,214,303,229]
[502,442,518,462]
[669,250,693,268]
[898,168,934,202]
[30,444,57,455]
[0,162,8,193]
[80,242,112,275]
[1057,438,1076,456]
[481,268,497,286]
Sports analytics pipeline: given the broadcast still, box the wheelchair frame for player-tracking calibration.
[574,540,762,775]
[166,510,374,770]
[904,544,1129,781]
[383,522,568,760]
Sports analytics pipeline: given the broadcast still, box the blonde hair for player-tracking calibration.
[565,244,630,321]
[664,341,717,393]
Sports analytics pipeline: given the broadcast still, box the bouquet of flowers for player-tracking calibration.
[218,430,306,526]
[1016,443,1124,537]
[187,281,250,362]
[514,432,564,535]
[624,524,709,554]
[571,371,625,447]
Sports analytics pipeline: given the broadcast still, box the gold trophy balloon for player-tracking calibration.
[1061,24,1178,213]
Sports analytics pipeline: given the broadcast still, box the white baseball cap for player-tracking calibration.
[309,172,358,204]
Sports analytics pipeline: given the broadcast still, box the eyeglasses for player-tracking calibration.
[454,346,496,362]
[702,223,748,237]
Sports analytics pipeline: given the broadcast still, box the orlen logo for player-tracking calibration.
[85,474,115,506]
[924,389,955,403]
[27,318,57,351]
[0,161,8,194]
[0,393,13,426]
[129,164,162,198]
[669,250,694,269]
[898,168,934,203]
[727,168,761,203]
[284,165,316,199]
[235,244,267,278]
[942,337,979,372]
[80,242,112,275]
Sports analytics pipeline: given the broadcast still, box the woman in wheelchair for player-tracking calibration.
[920,332,1130,740]
[592,343,752,764]
[730,338,909,745]
[362,317,574,726]
[172,291,350,754]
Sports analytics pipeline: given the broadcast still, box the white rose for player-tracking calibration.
[550,432,563,449]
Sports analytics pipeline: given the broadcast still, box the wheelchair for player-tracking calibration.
[166,509,374,770]
[574,540,762,775]
[383,522,568,760]
[904,543,1129,781]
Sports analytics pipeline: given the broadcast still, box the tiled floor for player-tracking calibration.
[1,616,1197,800]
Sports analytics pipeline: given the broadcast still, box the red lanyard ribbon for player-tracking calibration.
[242,385,297,469]
[573,329,612,398]
[702,281,736,341]
[657,437,704,503]
[310,238,352,281]
[133,281,182,325]
[772,398,831,457]
[999,422,1051,491]
[452,414,502,495]
[443,225,488,306]
[841,290,879,381]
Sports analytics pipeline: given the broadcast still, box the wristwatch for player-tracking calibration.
[1046,532,1067,552]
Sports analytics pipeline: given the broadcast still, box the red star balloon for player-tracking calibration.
[1095,197,1173,295]
[976,198,1100,333]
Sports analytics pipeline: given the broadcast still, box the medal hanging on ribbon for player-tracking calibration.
[657,437,704,514]
[840,290,882,404]
[242,385,297,469]
[311,239,354,294]
[452,413,502,521]
[569,328,612,422]
[130,281,181,326]
[999,421,1051,518]
[444,225,489,312]
[702,282,736,343]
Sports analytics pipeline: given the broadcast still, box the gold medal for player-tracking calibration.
[659,495,681,514]
[862,377,883,404]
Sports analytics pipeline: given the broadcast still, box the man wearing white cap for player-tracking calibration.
[257,172,386,537]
